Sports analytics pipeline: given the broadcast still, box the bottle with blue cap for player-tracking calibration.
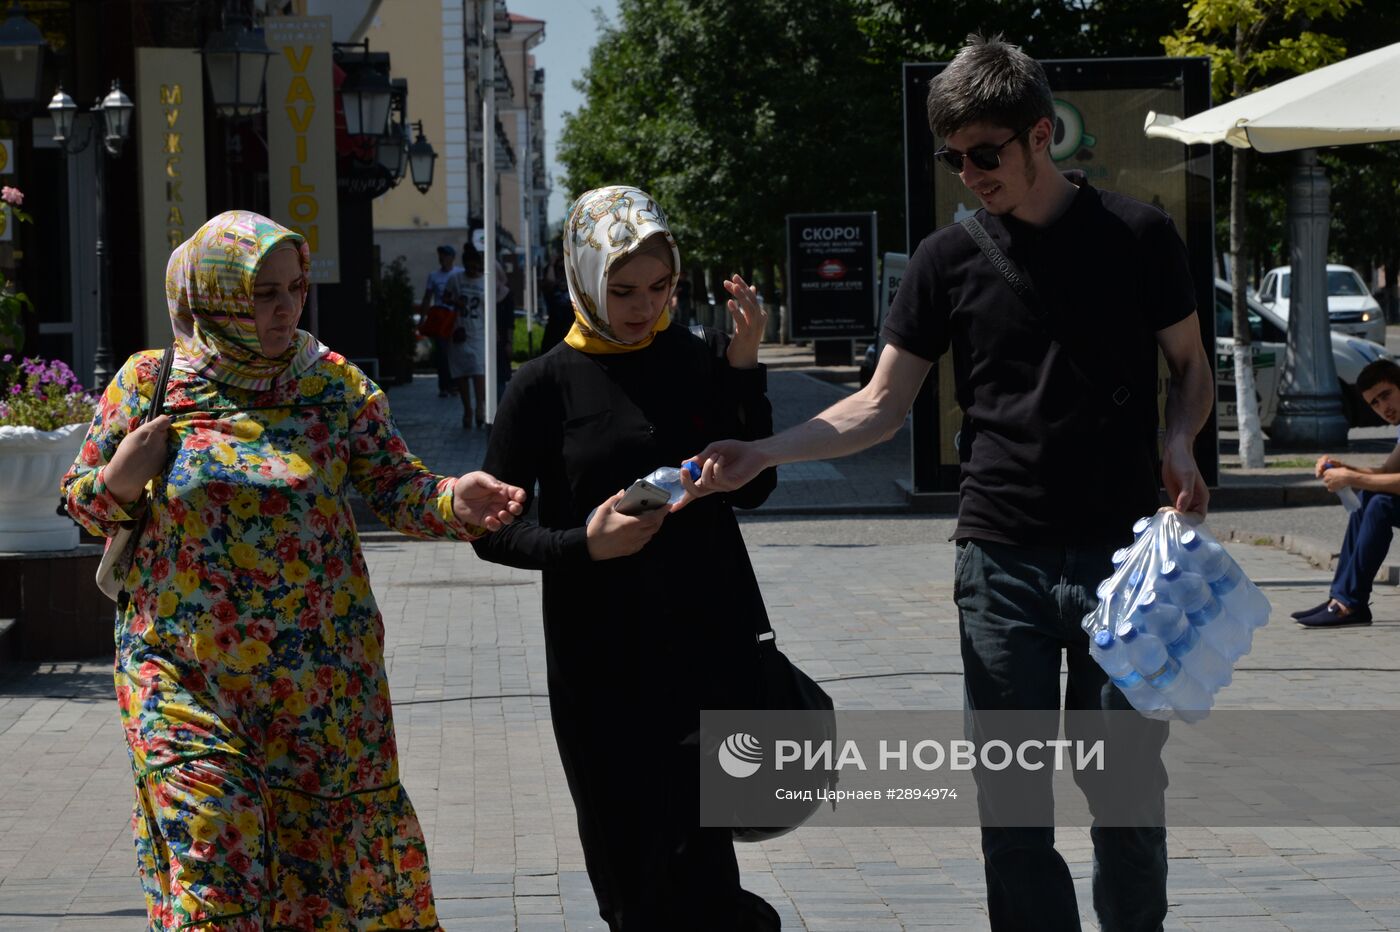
[586,462,703,524]
[1158,560,1251,662]
[640,463,703,507]
[1177,529,1271,629]
[1128,591,1232,691]
[1089,628,1169,716]
[1322,462,1361,512]
[1115,623,1211,722]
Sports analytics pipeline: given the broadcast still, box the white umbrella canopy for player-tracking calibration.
[1144,41,1400,152]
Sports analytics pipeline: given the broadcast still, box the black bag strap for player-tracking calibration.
[960,216,1040,310]
[145,344,177,424]
[959,216,1133,409]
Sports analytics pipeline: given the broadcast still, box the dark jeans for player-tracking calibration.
[954,539,1169,932]
[1330,490,1400,609]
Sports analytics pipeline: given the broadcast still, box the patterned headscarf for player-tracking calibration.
[563,185,680,355]
[165,210,329,390]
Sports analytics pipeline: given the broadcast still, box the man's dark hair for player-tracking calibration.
[925,33,1055,139]
[1356,359,1400,394]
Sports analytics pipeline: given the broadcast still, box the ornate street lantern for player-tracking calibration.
[407,120,436,194]
[200,13,272,117]
[0,3,46,112]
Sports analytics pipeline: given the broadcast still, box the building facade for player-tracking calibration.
[368,0,549,316]
[0,0,468,389]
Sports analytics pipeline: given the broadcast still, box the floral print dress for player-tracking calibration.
[63,349,478,931]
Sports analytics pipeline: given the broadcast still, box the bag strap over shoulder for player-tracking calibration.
[145,345,177,424]
[959,216,1133,409]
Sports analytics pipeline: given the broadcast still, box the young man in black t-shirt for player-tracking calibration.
[685,34,1212,932]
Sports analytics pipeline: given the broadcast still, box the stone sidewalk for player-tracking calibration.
[2,361,1399,931]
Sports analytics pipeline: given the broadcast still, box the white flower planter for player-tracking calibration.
[0,422,87,552]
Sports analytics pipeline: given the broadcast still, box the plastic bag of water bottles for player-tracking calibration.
[1081,509,1271,723]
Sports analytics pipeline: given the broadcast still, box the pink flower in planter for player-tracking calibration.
[0,186,23,207]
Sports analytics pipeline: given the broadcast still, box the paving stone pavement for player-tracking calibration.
[2,362,1399,931]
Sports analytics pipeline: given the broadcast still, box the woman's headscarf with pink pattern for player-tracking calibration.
[164,210,329,390]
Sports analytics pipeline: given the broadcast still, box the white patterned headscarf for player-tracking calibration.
[563,185,680,354]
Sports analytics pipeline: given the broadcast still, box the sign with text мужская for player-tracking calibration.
[786,213,879,340]
[136,48,208,346]
[266,16,340,284]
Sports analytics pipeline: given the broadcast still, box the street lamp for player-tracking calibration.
[47,79,134,391]
[0,2,46,113]
[334,40,392,138]
[374,79,407,183]
[199,12,272,117]
[407,120,436,194]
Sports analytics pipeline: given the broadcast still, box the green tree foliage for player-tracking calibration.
[560,0,899,272]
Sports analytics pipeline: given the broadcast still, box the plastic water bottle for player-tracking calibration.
[1116,623,1211,722]
[1323,462,1361,512]
[1179,530,1271,629]
[1158,561,1250,663]
[1090,629,1169,716]
[641,462,703,507]
[1129,591,1232,691]
[587,462,703,523]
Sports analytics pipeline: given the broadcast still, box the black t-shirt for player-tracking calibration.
[882,177,1195,546]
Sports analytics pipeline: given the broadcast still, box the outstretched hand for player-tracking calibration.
[454,471,526,532]
[722,274,767,369]
[672,439,766,510]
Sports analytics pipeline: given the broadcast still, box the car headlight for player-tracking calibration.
[1361,312,1373,322]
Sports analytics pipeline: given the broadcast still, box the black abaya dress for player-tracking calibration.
[471,326,780,930]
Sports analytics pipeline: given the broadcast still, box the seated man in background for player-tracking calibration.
[1297,359,1400,627]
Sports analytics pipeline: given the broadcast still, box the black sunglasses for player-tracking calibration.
[934,125,1032,174]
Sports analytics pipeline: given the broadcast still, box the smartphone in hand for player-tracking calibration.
[614,479,672,516]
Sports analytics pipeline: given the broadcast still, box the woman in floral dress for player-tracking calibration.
[62,210,524,931]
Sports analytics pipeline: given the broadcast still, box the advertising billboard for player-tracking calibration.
[786,212,879,340]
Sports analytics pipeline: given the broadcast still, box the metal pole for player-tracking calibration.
[1269,148,1349,447]
[482,0,498,425]
[91,129,114,393]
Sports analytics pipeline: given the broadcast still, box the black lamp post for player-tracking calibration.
[407,120,436,195]
[0,2,45,114]
[199,12,272,117]
[47,80,134,391]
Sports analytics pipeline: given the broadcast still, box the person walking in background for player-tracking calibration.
[540,257,574,353]
[494,253,515,404]
[670,268,693,326]
[1297,359,1400,627]
[62,210,525,930]
[418,244,461,398]
[470,185,780,930]
[683,34,1213,932]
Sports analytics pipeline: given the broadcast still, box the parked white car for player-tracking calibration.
[1255,263,1385,345]
[1214,279,1393,430]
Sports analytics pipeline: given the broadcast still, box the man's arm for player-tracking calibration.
[1322,444,1400,495]
[687,343,933,494]
[1156,312,1213,514]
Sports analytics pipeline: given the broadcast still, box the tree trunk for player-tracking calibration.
[1230,26,1266,470]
